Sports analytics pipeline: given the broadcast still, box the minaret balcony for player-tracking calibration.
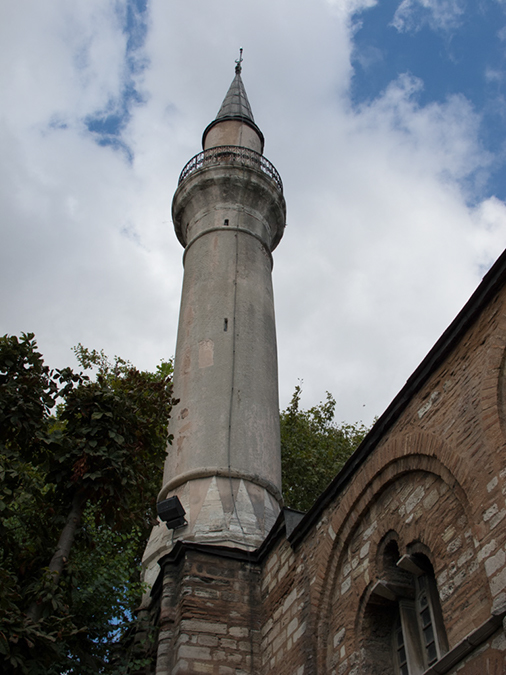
[178,145,283,193]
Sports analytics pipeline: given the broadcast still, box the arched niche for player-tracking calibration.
[316,457,490,675]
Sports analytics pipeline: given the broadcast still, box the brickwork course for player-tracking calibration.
[142,248,506,673]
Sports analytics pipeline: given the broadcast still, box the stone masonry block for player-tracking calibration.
[177,644,212,661]
[485,548,506,577]
[229,626,249,637]
[181,620,228,635]
[490,566,506,597]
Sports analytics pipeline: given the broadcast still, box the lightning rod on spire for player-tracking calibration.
[235,48,243,74]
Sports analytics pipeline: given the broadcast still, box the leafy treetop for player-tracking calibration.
[0,334,176,674]
[281,384,369,512]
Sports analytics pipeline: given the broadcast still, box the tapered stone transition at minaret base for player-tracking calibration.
[142,474,280,591]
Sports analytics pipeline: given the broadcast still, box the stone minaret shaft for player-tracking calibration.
[143,63,285,580]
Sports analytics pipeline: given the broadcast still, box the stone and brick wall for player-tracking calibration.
[154,548,261,674]
[288,280,506,673]
[260,538,308,674]
[146,275,506,674]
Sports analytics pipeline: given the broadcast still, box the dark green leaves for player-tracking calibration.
[281,385,369,512]
[0,334,176,674]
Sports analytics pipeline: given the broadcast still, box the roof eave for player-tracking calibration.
[288,246,506,548]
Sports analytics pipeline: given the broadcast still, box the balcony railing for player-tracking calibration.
[178,145,283,193]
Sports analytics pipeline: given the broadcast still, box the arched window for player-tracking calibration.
[392,552,448,673]
[363,540,448,675]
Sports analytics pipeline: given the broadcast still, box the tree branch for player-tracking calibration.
[27,489,88,622]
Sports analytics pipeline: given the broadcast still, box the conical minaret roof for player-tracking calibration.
[202,53,265,151]
[215,68,256,123]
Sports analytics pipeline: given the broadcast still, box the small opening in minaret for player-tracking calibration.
[224,318,228,331]
[224,219,229,226]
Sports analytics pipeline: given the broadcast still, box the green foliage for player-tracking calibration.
[0,333,57,461]
[1,335,368,671]
[281,385,369,512]
[49,345,174,530]
[0,334,175,674]
[60,504,156,673]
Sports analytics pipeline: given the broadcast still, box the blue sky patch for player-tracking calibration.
[85,0,149,159]
[350,0,506,201]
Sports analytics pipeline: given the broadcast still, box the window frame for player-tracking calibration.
[388,553,448,675]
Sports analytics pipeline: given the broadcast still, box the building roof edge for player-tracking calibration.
[289,246,506,548]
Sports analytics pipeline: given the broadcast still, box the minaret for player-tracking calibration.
[142,55,286,584]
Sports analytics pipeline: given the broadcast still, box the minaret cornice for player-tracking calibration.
[178,145,283,192]
[172,154,286,253]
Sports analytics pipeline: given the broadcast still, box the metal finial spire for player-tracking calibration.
[235,48,243,74]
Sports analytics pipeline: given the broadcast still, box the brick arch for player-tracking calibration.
[317,433,468,602]
[313,432,490,674]
[479,293,506,447]
[495,346,506,436]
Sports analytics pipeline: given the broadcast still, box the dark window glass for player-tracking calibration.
[417,583,438,666]
[395,616,409,674]
[427,642,438,665]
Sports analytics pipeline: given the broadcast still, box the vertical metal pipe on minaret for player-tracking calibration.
[142,56,286,583]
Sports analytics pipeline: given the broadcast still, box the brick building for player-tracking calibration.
[140,60,506,674]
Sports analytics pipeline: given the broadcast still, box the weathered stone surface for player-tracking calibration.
[151,550,261,674]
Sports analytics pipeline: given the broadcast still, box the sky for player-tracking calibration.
[3,0,506,427]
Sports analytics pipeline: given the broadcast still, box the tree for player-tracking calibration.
[281,384,369,512]
[0,334,176,674]
[1,335,368,672]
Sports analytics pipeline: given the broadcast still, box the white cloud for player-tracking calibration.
[0,1,128,134]
[392,0,466,33]
[274,68,501,419]
[353,44,384,71]
[325,0,378,16]
[1,0,505,429]
[355,74,490,188]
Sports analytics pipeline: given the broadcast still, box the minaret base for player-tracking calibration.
[141,474,281,593]
[141,545,263,674]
